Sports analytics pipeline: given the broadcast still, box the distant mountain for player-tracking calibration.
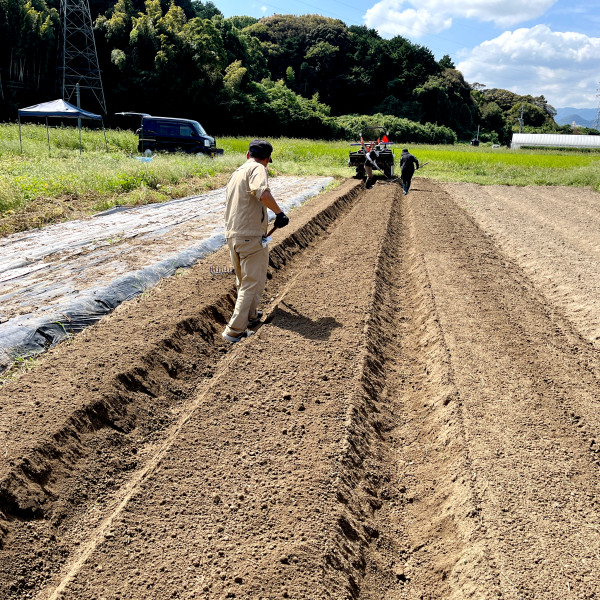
[559,114,595,127]
[555,107,598,127]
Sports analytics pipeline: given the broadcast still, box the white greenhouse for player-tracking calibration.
[511,133,600,150]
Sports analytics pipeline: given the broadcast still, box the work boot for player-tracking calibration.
[222,330,255,343]
[365,178,374,189]
[248,310,263,327]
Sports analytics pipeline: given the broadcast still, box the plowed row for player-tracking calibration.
[1,178,600,599]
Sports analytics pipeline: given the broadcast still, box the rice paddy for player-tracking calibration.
[1,122,599,236]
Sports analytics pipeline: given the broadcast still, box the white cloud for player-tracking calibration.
[364,0,558,38]
[364,4,452,37]
[456,25,600,106]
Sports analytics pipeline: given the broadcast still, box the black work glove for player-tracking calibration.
[274,211,289,228]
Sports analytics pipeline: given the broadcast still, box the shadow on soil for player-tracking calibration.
[270,302,343,340]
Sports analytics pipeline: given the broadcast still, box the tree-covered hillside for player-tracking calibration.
[1,0,593,141]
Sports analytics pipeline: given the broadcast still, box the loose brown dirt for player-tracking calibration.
[1,177,600,600]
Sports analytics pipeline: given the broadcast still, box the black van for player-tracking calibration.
[139,116,223,155]
[117,113,223,155]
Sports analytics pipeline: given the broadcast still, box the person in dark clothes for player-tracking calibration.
[364,150,376,189]
[400,148,419,195]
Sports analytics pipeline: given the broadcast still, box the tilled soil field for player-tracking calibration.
[1,177,600,599]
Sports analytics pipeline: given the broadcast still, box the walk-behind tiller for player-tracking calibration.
[348,126,395,179]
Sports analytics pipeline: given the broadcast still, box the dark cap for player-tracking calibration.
[249,139,273,162]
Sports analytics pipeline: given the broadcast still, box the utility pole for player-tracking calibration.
[59,0,107,114]
[519,103,524,133]
[76,83,82,155]
[594,83,600,131]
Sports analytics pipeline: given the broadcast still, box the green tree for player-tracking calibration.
[262,79,340,138]
[285,66,295,89]
[190,0,220,19]
[507,102,549,128]
[211,14,267,81]
[438,54,454,69]
[480,101,505,132]
[0,0,59,117]
[223,59,247,93]
[228,15,257,29]
[381,35,439,102]
[332,25,383,113]
[414,68,476,138]
[96,0,136,48]
[244,14,350,109]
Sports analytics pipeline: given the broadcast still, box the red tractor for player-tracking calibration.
[348,126,395,179]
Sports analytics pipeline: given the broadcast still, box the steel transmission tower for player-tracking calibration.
[59,0,107,114]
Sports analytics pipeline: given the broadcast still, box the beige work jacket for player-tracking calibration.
[224,159,270,238]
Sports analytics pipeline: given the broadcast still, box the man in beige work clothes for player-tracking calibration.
[222,140,289,343]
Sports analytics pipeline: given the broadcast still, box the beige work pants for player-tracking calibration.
[224,236,269,337]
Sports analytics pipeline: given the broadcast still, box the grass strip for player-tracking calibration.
[1,123,599,236]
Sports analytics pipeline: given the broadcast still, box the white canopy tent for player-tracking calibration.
[18,99,108,155]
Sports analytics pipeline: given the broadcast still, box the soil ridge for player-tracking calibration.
[0,181,363,548]
[323,183,401,597]
[27,182,394,599]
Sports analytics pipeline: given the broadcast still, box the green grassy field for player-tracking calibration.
[1,123,600,236]
[414,145,600,188]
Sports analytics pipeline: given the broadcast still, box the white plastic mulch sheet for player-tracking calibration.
[0,176,334,371]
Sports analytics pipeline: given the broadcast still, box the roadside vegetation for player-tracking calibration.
[1,123,600,237]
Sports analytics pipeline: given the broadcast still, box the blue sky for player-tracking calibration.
[213,0,600,109]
